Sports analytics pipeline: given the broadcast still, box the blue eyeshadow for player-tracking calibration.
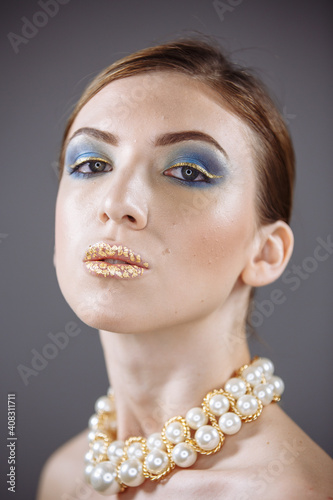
[64,134,229,187]
[165,144,228,179]
[64,136,113,170]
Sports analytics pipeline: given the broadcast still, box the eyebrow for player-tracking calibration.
[67,127,119,146]
[66,127,228,159]
[154,131,228,159]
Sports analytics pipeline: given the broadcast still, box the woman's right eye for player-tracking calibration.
[69,158,113,176]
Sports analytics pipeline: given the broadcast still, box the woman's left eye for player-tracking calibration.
[163,163,210,183]
[70,158,112,176]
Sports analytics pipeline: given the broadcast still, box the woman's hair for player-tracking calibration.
[59,38,295,225]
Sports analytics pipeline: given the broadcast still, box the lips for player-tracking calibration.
[83,242,149,279]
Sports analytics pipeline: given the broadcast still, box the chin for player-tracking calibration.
[72,304,146,334]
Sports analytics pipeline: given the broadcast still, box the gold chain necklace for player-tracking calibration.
[84,357,284,495]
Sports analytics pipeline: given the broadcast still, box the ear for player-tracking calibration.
[241,221,294,287]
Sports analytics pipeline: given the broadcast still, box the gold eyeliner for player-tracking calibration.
[69,156,108,170]
[170,162,223,179]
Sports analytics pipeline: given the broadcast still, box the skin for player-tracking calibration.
[37,72,332,499]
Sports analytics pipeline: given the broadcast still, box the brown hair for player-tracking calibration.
[59,38,295,225]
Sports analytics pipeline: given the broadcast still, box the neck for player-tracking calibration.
[99,307,250,440]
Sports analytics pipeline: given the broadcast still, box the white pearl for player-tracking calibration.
[87,430,97,442]
[145,449,170,474]
[218,412,242,435]
[88,414,99,430]
[253,383,274,405]
[236,395,259,416]
[84,463,94,482]
[107,440,125,464]
[194,425,220,451]
[90,461,120,494]
[224,377,247,399]
[92,439,106,458]
[241,366,263,387]
[127,442,145,461]
[84,449,94,463]
[94,396,115,414]
[185,407,208,430]
[146,433,166,451]
[267,375,285,396]
[119,458,145,487]
[209,394,230,416]
[172,442,197,468]
[165,421,185,444]
[252,358,274,377]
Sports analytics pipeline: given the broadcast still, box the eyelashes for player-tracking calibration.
[163,162,223,184]
[68,157,113,177]
[67,157,223,185]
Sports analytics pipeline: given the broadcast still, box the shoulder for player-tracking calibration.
[260,405,333,498]
[37,429,95,500]
[206,404,333,500]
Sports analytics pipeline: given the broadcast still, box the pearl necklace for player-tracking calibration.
[84,357,284,496]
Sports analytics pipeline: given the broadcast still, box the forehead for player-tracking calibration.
[71,71,252,144]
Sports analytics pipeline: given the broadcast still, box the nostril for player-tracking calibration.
[99,213,110,224]
[127,215,136,222]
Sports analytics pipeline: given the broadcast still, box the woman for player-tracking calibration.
[37,39,332,499]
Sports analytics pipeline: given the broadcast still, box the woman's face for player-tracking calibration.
[55,71,258,333]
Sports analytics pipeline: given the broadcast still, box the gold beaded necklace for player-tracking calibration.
[84,357,284,496]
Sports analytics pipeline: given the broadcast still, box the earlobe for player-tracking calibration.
[241,221,294,287]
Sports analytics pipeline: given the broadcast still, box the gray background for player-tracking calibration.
[1,0,332,498]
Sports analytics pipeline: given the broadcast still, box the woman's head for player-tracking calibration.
[55,39,294,334]
[59,39,295,226]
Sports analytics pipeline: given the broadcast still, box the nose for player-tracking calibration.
[97,168,148,230]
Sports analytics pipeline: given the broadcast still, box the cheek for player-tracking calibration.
[151,199,255,322]
[183,221,248,285]
[55,190,72,256]
[54,186,98,316]
[54,192,65,257]
[166,188,256,274]
[55,185,89,247]
[54,186,84,273]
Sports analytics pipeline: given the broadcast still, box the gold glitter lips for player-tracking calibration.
[84,242,149,279]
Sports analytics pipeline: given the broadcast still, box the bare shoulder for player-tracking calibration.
[261,405,333,497]
[37,429,95,500]
[204,404,333,500]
